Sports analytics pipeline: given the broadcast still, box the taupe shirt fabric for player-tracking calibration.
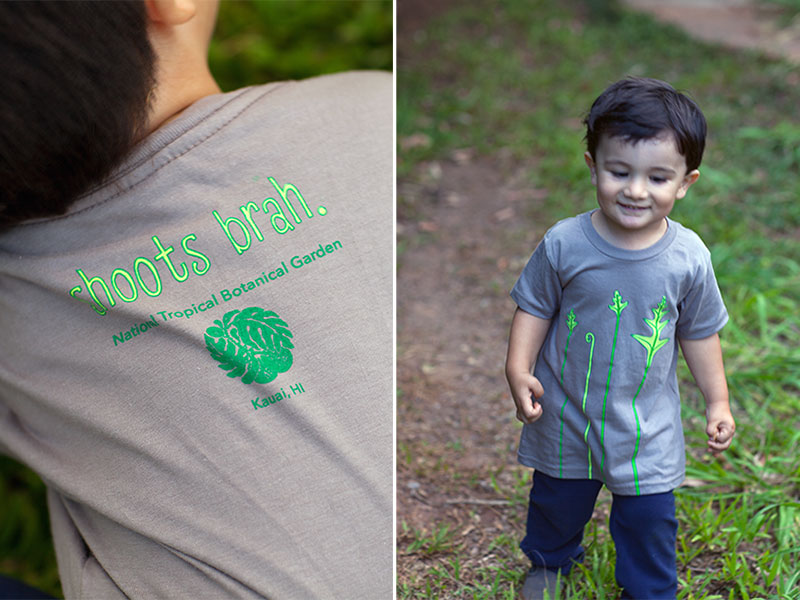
[511,212,728,496]
[0,72,392,598]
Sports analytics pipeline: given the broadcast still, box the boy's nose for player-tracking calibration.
[624,177,648,199]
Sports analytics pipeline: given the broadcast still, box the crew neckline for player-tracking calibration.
[579,210,677,261]
[121,86,254,171]
[18,83,286,226]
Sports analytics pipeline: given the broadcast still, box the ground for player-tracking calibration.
[397,153,549,589]
[621,0,800,65]
[396,0,799,596]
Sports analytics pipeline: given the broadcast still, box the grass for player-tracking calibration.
[403,523,461,556]
[398,0,800,597]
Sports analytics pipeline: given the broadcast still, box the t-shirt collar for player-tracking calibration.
[580,209,677,261]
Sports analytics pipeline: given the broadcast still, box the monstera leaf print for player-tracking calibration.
[204,307,294,384]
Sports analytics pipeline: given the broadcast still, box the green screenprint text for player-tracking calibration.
[68,178,326,317]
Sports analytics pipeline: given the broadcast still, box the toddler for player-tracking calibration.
[506,77,735,599]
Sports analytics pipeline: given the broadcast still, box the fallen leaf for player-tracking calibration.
[681,478,711,488]
[400,132,432,150]
[494,207,514,222]
[451,148,474,164]
[419,221,439,232]
[445,191,462,206]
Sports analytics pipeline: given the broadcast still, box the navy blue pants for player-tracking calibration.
[0,574,55,599]
[521,470,677,599]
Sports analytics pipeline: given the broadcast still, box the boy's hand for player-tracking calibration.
[505,308,551,425]
[679,334,734,456]
[705,402,735,455]
[508,372,545,424]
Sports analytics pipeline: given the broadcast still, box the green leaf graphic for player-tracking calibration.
[608,290,629,317]
[566,309,578,332]
[559,308,578,477]
[630,296,670,495]
[632,296,670,368]
[204,307,294,385]
[601,290,628,473]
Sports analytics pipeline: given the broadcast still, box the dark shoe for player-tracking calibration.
[519,566,558,600]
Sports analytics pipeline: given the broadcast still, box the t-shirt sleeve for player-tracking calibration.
[510,238,562,319]
[675,251,728,339]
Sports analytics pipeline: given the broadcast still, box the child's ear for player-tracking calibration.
[676,169,700,199]
[584,152,597,186]
[145,0,197,26]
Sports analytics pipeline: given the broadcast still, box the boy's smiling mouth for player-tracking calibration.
[618,201,649,211]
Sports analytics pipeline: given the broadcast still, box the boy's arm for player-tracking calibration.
[505,307,551,424]
[679,333,735,455]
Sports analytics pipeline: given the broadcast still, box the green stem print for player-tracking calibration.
[601,290,628,472]
[630,296,670,495]
[558,309,578,477]
[581,332,596,479]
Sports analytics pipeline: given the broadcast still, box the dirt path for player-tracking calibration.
[397,154,549,585]
[622,0,800,64]
[396,2,536,585]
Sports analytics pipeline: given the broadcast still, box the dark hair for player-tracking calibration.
[0,1,156,228]
[584,77,707,172]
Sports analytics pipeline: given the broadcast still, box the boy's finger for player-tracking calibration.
[708,422,735,442]
[530,379,545,399]
[518,401,542,424]
[513,393,532,423]
[716,427,733,443]
[707,434,732,452]
[526,402,543,422]
[708,442,731,456]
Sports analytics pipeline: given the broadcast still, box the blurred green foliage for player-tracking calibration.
[759,0,800,11]
[757,0,800,27]
[210,0,393,91]
[0,456,60,597]
[1,2,391,597]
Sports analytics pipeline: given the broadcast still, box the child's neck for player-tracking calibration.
[590,210,668,251]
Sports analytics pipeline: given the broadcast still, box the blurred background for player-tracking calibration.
[209,0,391,90]
[0,2,391,597]
[397,0,800,598]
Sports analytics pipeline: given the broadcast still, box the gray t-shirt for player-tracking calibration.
[511,211,727,495]
[0,72,392,598]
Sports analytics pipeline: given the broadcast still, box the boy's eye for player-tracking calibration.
[610,171,628,178]
[650,176,667,184]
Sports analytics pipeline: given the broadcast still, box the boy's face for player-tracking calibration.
[584,134,699,244]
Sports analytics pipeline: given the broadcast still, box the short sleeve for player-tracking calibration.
[675,252,728,339]
[510,239,562,319]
